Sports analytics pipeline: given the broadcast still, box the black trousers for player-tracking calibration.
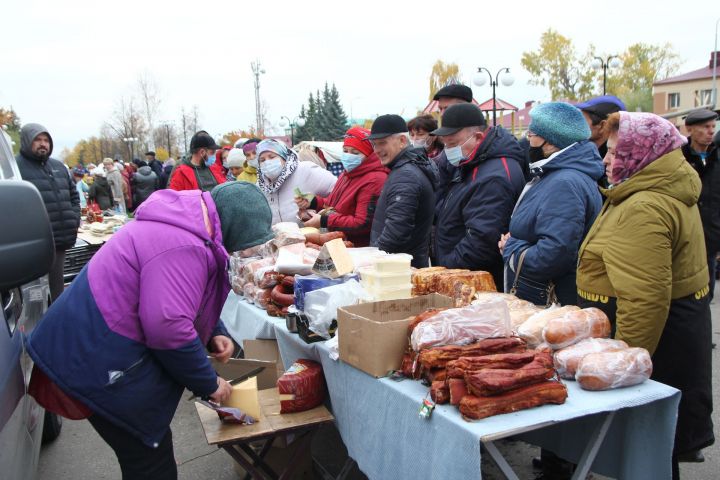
[49,249,66,302]
[88,414,177,480]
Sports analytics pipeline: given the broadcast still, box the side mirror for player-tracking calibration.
[0,180,54,291]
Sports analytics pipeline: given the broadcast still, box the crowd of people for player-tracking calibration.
[12,86,719,479]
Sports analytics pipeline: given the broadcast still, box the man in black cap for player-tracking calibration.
[169,130,226,191]
[433,84,473,114]
[432,104,525,285]
[575,95,626,158]
[368,114,437,268]
[145,150,164,179]
[682,108,720,300]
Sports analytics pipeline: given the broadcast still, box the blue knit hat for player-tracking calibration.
[528,102,591,149]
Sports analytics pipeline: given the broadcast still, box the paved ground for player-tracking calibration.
[38,295,720,479]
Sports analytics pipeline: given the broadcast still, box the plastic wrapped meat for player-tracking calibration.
[542,308,611,350]
[517,306,581,348]
[553,338,629,379]
[576,348,652,390]
[410,299,511,351]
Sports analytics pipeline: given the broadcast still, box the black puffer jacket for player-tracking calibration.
[370,147,437,268]
[682,139,720,253]
[16,123,80,250]
[132,166,158,206]
[88,176,113,210]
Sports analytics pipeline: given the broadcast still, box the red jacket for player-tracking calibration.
[169,162,227,191]
[315,153,388,247]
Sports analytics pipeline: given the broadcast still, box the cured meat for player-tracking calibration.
[542,308,611,350]
[459,381,568,420]
[281,275,296,289]
[277,359,326,413]
[448,378,469,405]
[410,301,512,351]
[430,380,450,404]
[418,337,527,370]
[446,351,537,378]
[400,352,420,379]
[576,348,652,391]
[435,271,497,298]
[407,308,447,335]
[258,270,282,289]
[411,267,450,295]
[271,284,295,307]
[463,352,555,396]
[553,338,629,379]
[303,231,345,246]
[255,288,272,310]
[423,368,447,383]
[452,282,476,308]
[517,306,581,348]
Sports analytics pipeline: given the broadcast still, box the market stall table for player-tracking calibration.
[221,292,286,343]
[219,294,680,479]
[195,388,335,480]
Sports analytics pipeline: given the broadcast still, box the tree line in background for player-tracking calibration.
[521,29,680,112]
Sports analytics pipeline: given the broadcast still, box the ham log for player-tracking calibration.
[418,337,527,370]
[430,380,450,404]
[459,381,568,420]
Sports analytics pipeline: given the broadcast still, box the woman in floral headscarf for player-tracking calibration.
[577,112,714,478]
[255,139,337,224]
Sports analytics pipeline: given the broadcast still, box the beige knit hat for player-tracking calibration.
[226,148,246,168]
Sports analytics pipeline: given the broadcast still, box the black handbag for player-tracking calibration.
[509,249,558,307]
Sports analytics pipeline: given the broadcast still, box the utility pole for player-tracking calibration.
[251,60,265,134]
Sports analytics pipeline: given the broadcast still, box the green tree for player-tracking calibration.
[521,29,597,101]
[605,43,681,111]
[295,92,321,142]
[318,83,348,140]
[428,60,461,101]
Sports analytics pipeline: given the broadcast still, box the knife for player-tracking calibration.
[187,366,266,402]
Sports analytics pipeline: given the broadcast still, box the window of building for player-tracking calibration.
[695,89,713,106]
[668,93,680,109]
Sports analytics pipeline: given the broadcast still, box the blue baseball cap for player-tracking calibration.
[575,95,626,119]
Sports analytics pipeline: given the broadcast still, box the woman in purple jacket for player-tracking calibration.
[27,182,274,480]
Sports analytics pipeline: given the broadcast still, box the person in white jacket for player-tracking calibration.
[256,139,337,224]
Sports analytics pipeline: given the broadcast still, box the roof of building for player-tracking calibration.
[477,98,519,112]
[654,65,718,85]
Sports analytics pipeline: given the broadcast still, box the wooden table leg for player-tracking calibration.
[278,429,314,480]
[222,443,273,480]
[238,441,279,480]
[243,439,276,480]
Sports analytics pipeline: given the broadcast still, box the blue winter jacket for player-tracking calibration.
[503,140,604,305]
[435,127,526,287]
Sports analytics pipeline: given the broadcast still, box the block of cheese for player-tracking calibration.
[371,253,413,273]
[312,238,354,278]
[365,283,413,301]
[223,376,261,421]
[360,268,411,290]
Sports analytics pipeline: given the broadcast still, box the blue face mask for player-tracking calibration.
[340,152,364,172]
[205,150,216,166]
[443,134,474,167]
[262,157,284,180]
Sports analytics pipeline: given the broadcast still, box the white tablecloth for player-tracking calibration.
[220,292,286,343]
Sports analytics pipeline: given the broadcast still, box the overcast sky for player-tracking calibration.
[1,0,718,157]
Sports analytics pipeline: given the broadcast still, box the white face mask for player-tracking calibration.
[262,157,284,180]
[444,134,474,167]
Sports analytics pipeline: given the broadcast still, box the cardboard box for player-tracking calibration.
[244,339,286,379]
[210,357,278,390]
[337,293,454,377]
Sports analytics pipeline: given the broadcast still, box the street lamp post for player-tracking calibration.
[122,136,138,162]
[280,116,306,147]
[713,17,719,108]
[472,67,515,126]
[591,55,622,96]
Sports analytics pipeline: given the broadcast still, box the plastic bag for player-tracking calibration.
[542,307,611,350]
[410,298,511,351]
[576,347,652,390]
[516,305,580,348]
[304,279,366,339]
[242,282,257,303]
[275,243,313,275]
[242,257,275,284]
[294,274,356,311]
[272,222,306,248]
[553,338,629,379]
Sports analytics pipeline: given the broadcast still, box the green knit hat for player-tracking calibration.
[210,181,274,252]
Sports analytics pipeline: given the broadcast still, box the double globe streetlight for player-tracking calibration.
[591,56,622,96]
[472,67,515,126]
[122,136,138,162]
[279,116,306,146]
